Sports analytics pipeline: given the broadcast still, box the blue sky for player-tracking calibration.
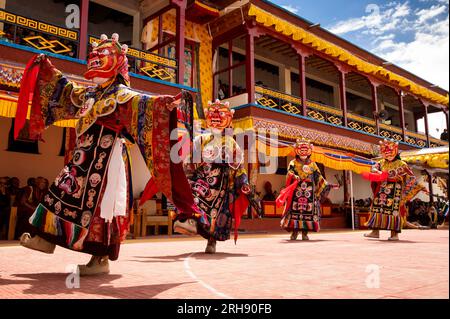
[271,0,449,92]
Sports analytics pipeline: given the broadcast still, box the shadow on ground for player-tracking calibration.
[2,273,193,298]
[129,252,250,263]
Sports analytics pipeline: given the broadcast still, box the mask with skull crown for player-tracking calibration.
[204,99,235,131]
[85,33,130,86]
[295,139,313,158]
[379,139,399,162]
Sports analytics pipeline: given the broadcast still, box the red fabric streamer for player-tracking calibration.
[231,192,250,244]
[276,179,299,209]
[362,171,389,182]
[15,56,41,140]
[139,177,158,206]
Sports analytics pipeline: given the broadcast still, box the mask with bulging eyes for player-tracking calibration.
[294,139,313,159]
[204,100,235,131]
[379,139,399,162]
[84,33,130,86]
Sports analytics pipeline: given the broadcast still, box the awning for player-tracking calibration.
[0,91,78,128]
[256,135,375,174]
[247,4,449,107]
[401,147,449,170]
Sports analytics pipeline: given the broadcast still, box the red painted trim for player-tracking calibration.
[158,16,164,55]
[298,53,307,116]
[143,4,174,25]
[213,62,246,76]
[176,2,186,85]
[398,91,407,141]
[78,0,89,61]
[249,0,448,98]
[228,41,233,98]
[339,70,348,126]
[423,102,431,147]
[246,30,255,104]
[371,83,380,135]
[150,36,176,53]
[212,24,248,48]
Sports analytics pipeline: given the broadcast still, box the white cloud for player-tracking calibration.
[326,1,449,90]
[416,4,447,23]
[281,5,300,15]
[329,3,411,36]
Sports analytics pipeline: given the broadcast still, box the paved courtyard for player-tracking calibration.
[0,229,448,299]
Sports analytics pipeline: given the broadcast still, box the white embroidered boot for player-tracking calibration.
[302,230,309,241]
[20,233,56,254]
[78,255,110,276]
[205,238,216,254]
[364,230,380,239]
[174,219,198,236]
[388,231,399,241]
[290,231,299,240]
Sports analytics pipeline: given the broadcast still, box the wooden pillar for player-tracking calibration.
[423,102,430,147]
[299,54,307,116]
[371,83,380,135]
[398,90,406,141]
[228,41,233,98]
[445,110,449,131]
[338,69,348,126]
[175,1,186,85]
[246,29,255,104]
[428,172,434,204]
[158,16,164,55]
[343,171,350,205]
[78,0,89,61]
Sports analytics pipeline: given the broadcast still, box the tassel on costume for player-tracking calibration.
[15,56,42,140]
[231,193,250,244]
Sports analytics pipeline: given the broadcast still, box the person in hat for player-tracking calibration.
[15,33,198,275]
[363,139,424,241]
[172,100,261,254]
[277,139,339,241]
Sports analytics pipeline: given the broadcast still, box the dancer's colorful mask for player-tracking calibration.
[204,100,235,130]
[84,33,130,86]
[295,139,313,158]
[379,139,399,162]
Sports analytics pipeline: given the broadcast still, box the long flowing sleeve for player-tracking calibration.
[16,55,84,140]
[129,94,200,219]
[312,162,331,200]
[400,162,425,203]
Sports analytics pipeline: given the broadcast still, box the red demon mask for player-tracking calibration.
[204,100,235,131]
[379,139,399,162]
[295,139,313,158]
[84,33,130,86]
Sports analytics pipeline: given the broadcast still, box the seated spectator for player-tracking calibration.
[262,181,276,201]
[440,129,448,141]
[0,177,11,240]
[14,178,37,239]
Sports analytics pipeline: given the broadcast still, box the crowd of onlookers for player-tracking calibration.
[406,198,449,229]
[0,176,50,240]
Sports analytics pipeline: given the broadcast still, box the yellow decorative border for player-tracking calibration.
[305,100,342,116]
[89,37,177,68]
[194,1,220,14]
[347,113,376,126]
[248,5,449,106]
[256,86,302,105]
[379,123,403,134]
[0,10,78,41]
